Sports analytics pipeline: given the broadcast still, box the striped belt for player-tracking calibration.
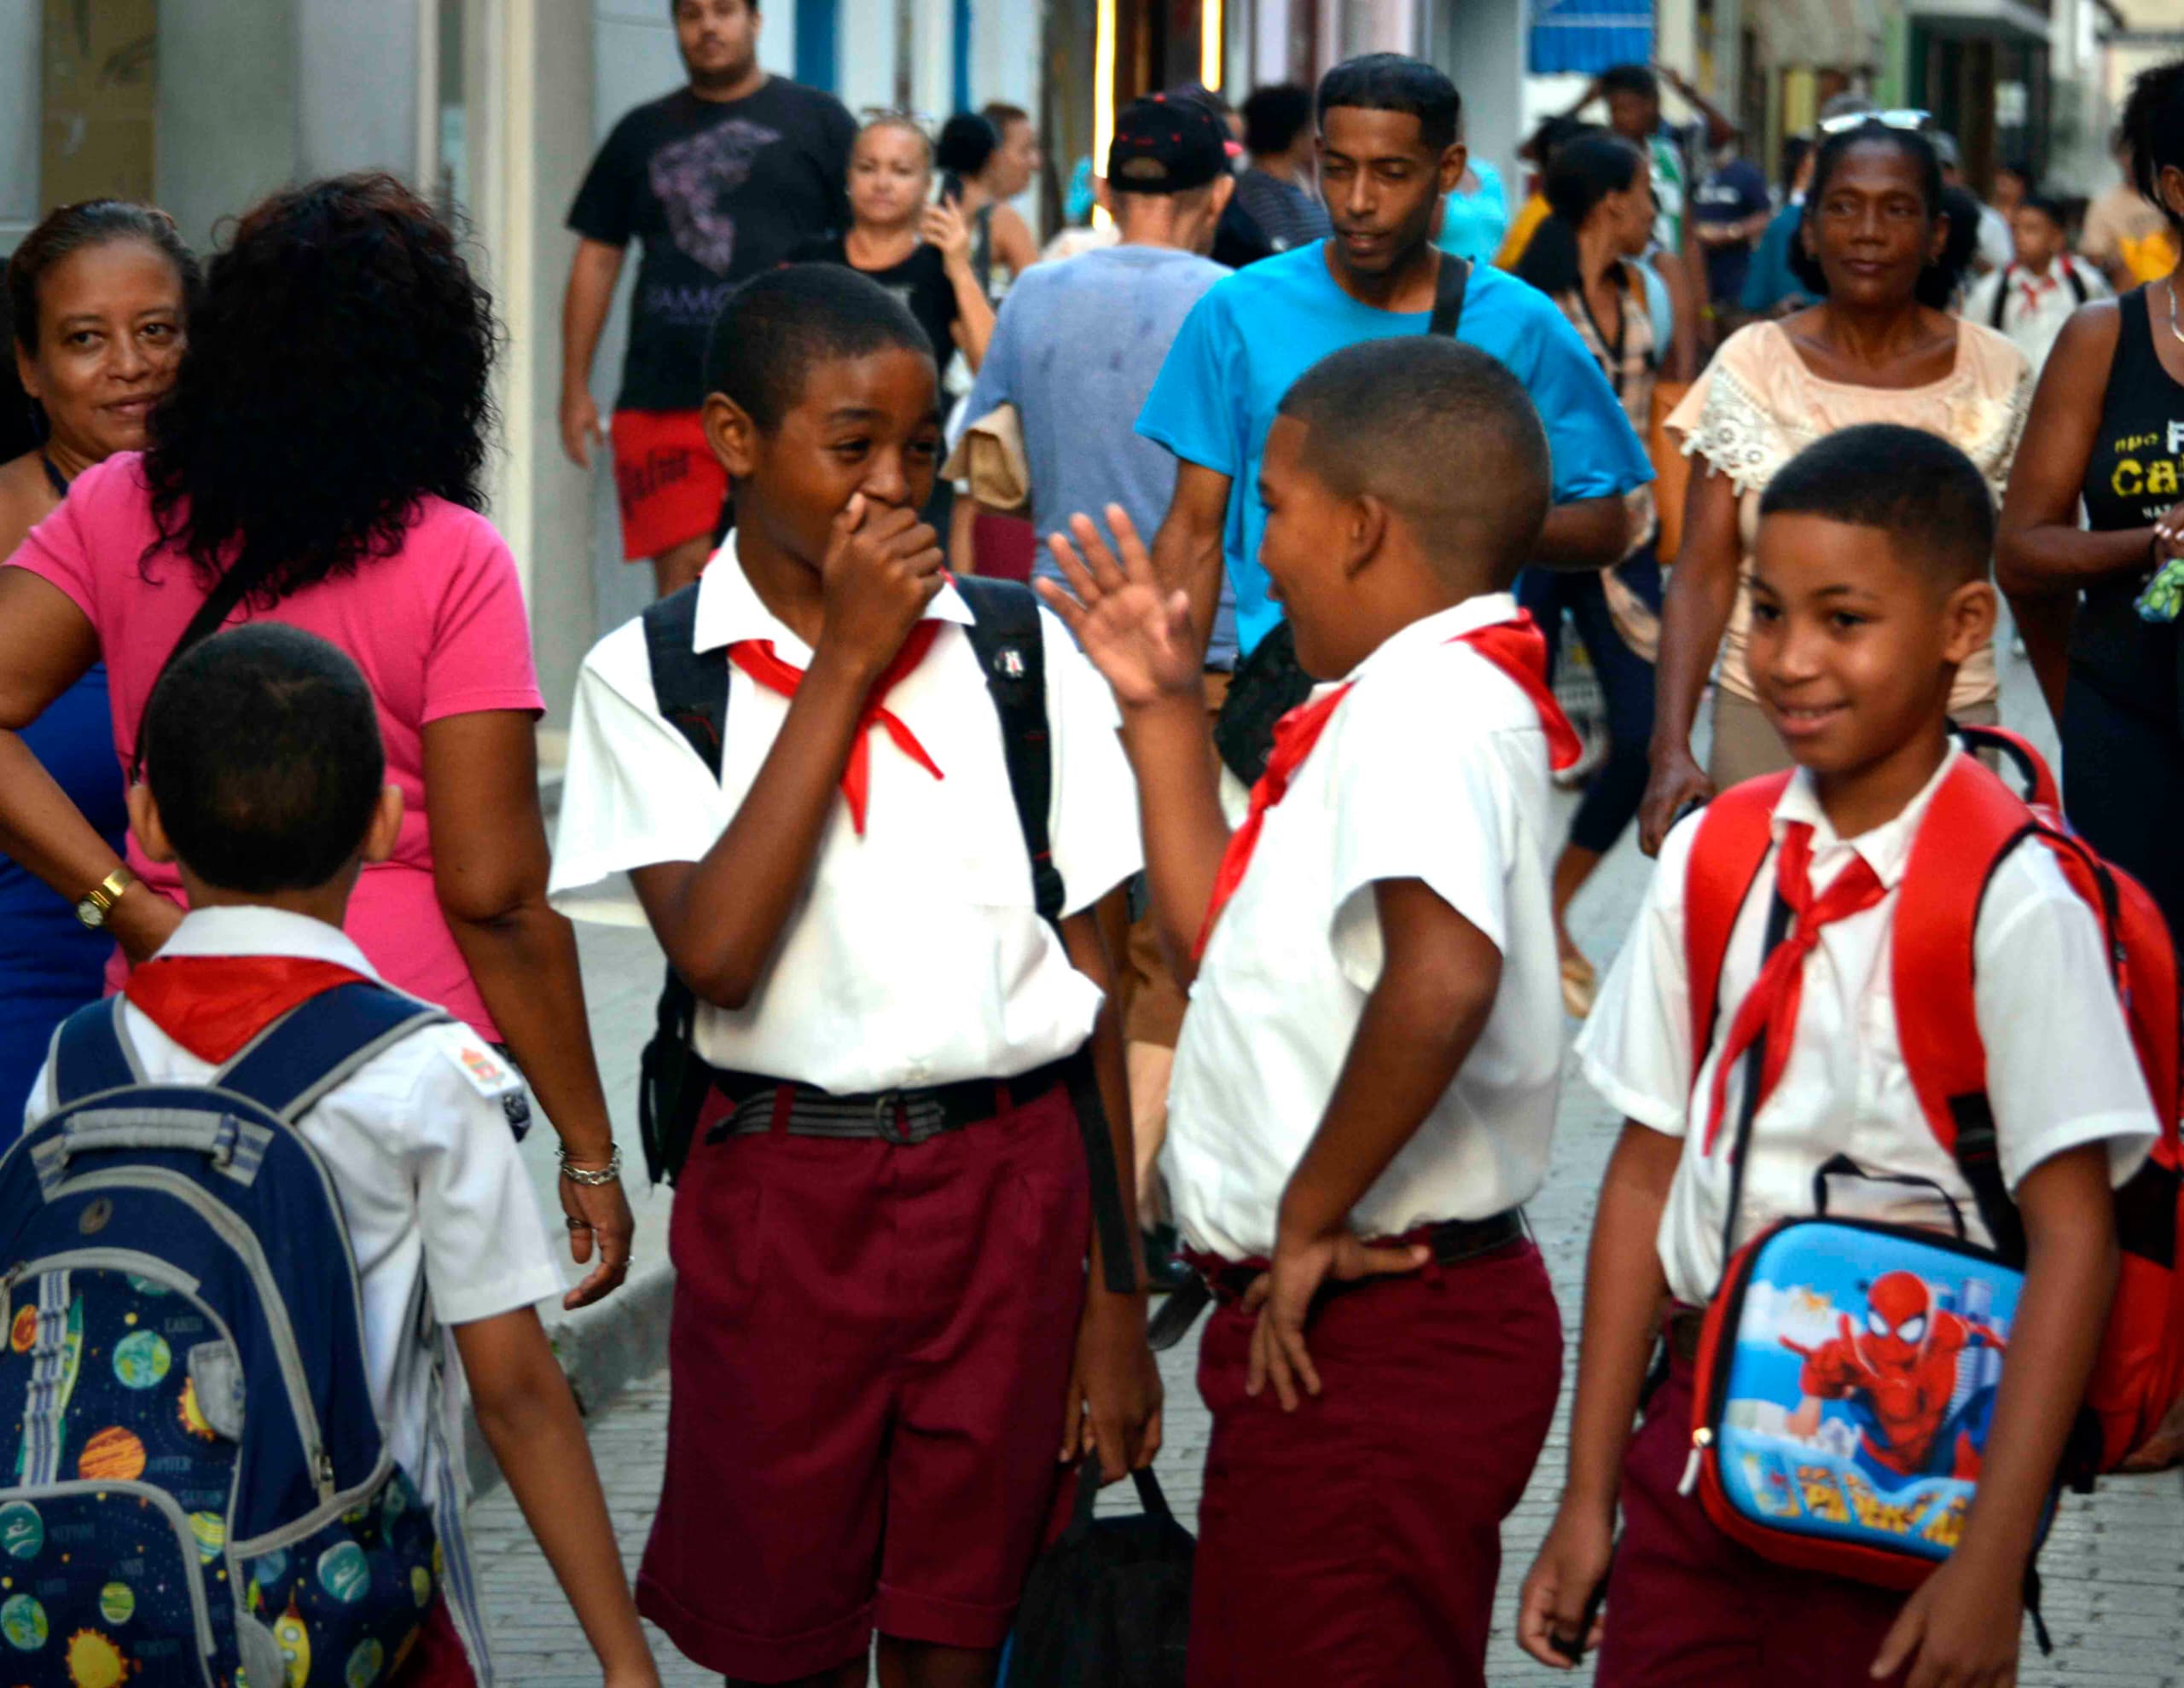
[703,1055,1072,1147]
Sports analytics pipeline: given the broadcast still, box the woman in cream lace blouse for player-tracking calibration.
[1639,119,2031,850]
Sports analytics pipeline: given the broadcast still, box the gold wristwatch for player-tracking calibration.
[75,867,136,931]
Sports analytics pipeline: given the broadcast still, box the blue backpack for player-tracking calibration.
[0,983,458,1688]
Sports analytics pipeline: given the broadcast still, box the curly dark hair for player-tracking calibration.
[2117,57,2184,234]
[1788,121,1960,310]
[142,172,497,611]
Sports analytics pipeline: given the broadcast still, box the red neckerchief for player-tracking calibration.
[1699,824,1889,1155]
[728,620,944,835]
[2017,268,2061,315]
[1193,611,1583,960]
[125,954,374,1064]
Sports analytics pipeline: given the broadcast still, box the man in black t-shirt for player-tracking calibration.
[561,0,854,594]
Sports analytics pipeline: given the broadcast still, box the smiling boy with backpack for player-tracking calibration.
[1519,425,2181,1685]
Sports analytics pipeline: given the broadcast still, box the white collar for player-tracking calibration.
[1769,743,1966,890]
[690,535,976,662]
[157,905,384,977]
[1345,592,1522,685]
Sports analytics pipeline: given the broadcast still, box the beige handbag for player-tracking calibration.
[943,403,1031,511]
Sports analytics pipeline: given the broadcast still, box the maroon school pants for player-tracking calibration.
[637,1082,1089,1682]
[1186,1239,1563,1688]
[1595,1347,1914,1686]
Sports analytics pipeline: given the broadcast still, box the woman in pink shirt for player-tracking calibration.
[0,174,633,1302]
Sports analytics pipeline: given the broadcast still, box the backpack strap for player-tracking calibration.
[2067,260,2090,307]
[215,983,451,1122]
[1989,264,2013,331]
[642,583,727,779]
[1955,722,2062,810]
[953,573,1137,1292]
[51,995,144,1106]
[954,574,1066,925]
[1682,774,1793,1069]
[1428,253,1470,339]
[1892,753,2043,1266]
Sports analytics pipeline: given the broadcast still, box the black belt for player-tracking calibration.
[1147,1209,1528,1352]
[703,1056,1072,1147]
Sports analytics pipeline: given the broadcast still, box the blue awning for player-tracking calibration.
[1528,0,1654,75]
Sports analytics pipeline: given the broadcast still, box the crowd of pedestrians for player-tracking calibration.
[3,5,2184,1685]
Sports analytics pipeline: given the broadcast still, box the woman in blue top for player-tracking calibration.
[0,202,198,1129]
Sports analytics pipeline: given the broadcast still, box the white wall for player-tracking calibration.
[0,1,40,254]
[156,0,302,255]
[297,0,421,180]
[1440,0,1529,210]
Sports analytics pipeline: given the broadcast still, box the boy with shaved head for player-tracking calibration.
[1044,336,1577,1687]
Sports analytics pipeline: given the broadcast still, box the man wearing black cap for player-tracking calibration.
[956,92,1235,1275]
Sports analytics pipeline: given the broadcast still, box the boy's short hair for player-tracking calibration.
[1598,64,1659,104]
[141,623,386,895]
[1275,336,1550,586]
[1757,424,1995,586]
[705,265,932,432]
[1316,55,1461,153]
[2018,192,2069,229]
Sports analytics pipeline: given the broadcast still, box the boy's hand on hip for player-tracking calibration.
[1037,505,1203,708]
[1517,1500,1613,1668]
[816,493,946,682]
[1241,1227,1429,1412]
[1063,1289,1164,1482]
[1870,1546,2022,1687]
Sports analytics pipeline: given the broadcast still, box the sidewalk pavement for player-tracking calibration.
[478,649,2184,1682]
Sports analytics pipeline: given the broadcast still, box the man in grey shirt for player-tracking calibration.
[960,93,1239,664]
[956,93,1234,1281]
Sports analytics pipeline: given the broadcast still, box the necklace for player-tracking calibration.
[2166,277,2184,350]
[38,451,69,499]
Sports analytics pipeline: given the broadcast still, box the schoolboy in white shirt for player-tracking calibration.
[1519,426,2158,1685]
[1043,335,1577,1688]
[1963,194,2113,374]
[28,623,657,1687]
[549,264,1159,1688]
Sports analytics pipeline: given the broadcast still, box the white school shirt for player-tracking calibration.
[548,542,1142,1091]
[1577,749,2159,1308]
[25,905,564,1680]
[1164,593,1564,1262]
[1963,256,2113,374]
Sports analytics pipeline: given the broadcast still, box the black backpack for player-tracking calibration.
[635,572,1135,1290]
[1002,1467,1194,1688]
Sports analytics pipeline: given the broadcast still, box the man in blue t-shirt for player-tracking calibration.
[1137,54,1653,661]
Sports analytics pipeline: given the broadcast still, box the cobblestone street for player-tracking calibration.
[472,657,2184,1683]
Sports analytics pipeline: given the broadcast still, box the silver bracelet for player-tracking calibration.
[557,1146,624,1186]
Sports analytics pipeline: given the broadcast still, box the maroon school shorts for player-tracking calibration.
[636,1080,1090,1681]
[1186,1238,1563,1688]
[1595,1346,1914,1686]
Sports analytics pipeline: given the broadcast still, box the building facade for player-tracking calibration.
[3,0,1527,722]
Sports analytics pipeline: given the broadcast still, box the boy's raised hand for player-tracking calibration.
[1037,506,1201,708]
[817,492,946,681]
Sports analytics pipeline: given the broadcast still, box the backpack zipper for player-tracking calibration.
[49,1168,334,1502]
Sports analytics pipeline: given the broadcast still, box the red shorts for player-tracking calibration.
[610,409,729,561]
[1595,1347,1913,1686]
[1186,1239,1562,1688]
[636,1081,1091,1681]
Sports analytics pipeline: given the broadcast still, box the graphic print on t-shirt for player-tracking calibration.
[652,119,783,274]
